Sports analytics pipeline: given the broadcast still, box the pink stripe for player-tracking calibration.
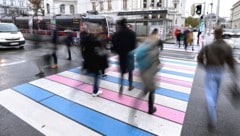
[47,75,84,86]
[46,74,185,124]
[107,67,192,88]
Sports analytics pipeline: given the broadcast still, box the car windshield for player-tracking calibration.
[0,23,19,32]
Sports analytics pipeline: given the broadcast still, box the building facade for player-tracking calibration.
[44,0,78,16]
[0,0,28,17]
[231,0,240,28]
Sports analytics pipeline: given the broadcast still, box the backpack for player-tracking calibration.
[135,42,154,72]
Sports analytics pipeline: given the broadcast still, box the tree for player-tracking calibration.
[29,0,44,16]
[185,17,199,28]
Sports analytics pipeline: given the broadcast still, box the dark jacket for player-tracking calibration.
[111,27,136,73]
[65,32,73,46]
[84,34,108,73]
[197,39,235,72]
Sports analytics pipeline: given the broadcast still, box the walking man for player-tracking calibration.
[197,26,237,130]
[111,18,136,93]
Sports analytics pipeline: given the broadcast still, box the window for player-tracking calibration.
[123,0,127,10]
[10,0,14,6]
[157,0,162,7]
[60,4,65,13]
[3,0,6,5]
[151,0,154,7]
[70,5,74,14]
[174,3,177,9]
[143,0,147,8]
[47,3,50,14]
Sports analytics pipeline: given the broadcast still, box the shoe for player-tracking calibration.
[102,74,107,77]
[119,86,123,94]
[207,123,216,132]
[148,106,157,114]
[92,90,103,97]
[128,86,134,91]
[66,58,71,60]
[51,64,58,69]
[35,72,44,77]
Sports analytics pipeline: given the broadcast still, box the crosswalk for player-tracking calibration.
[0,56,197,136]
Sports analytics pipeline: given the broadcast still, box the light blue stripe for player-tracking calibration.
[69,68,189,101]
[13,83,155,136]
[108,60,195,78]
[13,83,54,101]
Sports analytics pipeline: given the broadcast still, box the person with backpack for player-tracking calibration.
[135,28,161,114]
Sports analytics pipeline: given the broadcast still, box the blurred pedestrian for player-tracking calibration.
[135,29,161,114]
[111,18,136,94]
[65,28,73,60]
[84,23,108,97]
[197,26,237,131]
[80,24,90,71]
[175,28,181,47]
[186,28,194,51]
[183,27,190,51]
[51,25,58,69]
[150,28,164,50]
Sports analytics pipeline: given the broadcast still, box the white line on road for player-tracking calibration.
[0,60,26,67]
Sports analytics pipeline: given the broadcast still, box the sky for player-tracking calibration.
[185,0,238,19]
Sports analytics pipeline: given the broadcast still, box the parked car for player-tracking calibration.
[0,23,25,48]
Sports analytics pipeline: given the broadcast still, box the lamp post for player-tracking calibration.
[216,0,220,25]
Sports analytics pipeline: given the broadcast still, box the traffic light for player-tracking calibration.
[196,5,202,15]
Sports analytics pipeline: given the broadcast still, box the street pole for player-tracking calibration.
[216,0,220,25]
[210,2,213,30]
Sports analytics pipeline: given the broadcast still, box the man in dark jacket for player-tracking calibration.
[111,18,136,94]
[197,26,237,130]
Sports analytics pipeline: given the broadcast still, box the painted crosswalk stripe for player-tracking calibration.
[13,83,155,136]
[107,67,193,88]
[0,89,101,136]
[30,78,183,136]
[69,68,189,101]
[46,74,185,124]
[58,71,188,112]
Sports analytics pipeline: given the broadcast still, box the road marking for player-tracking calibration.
[0,60,26,67]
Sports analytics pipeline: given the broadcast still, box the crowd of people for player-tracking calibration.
[32,18,239,132]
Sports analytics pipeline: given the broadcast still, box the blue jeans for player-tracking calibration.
[93,73,100,94]
[205,66,224,125]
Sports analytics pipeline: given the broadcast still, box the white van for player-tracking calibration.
[0,23,25,48]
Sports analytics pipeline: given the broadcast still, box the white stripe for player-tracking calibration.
[110,65,193,82]
[0,89,101,136]
[109,56,197,66]
[106,71,191,94]
[59,71,188,112]
[109,58,196,69]
[30,78,182,136]
[0,60,26,67]
[162,47,199,53]
[160,58,197,65]
[109,63,195,74]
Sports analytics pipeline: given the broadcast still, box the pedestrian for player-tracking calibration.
[183,27,190,51]
[197,26,237,131]
[65,28,73,60]
[135,29,161,114]
[84,23,108,97]
[186,28,194,51]
[111,18,136,94]
[50,25,58,69]
[175,28,181,48]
